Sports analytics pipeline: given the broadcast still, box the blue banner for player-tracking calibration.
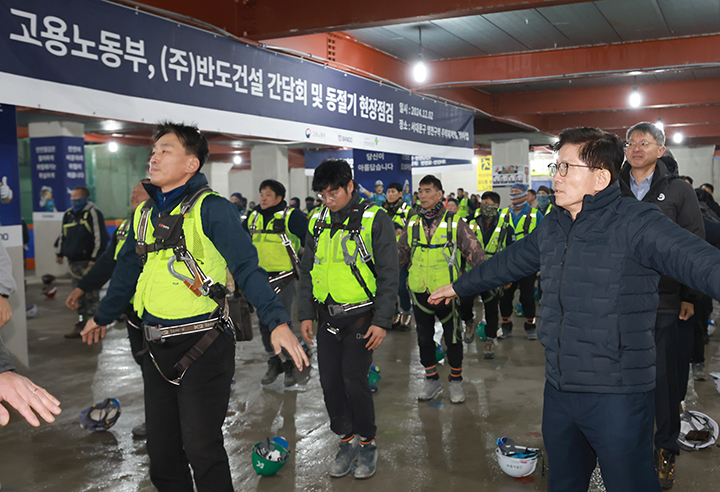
[304,149,353,172]
[0,0,474,157]
[0,104,21,226]
[412,155,472,169]
[353,150,412,206]
[29,136,86,212]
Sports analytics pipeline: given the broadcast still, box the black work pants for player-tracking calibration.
[259,278,296,358]
[459,295,475,322]
[143,332,236,492]
[316,311,376,439]
[500,273,537,322]
[413,291,463,373]
[480,291,500,339]
[677,315,694,402]
[654,312,681,455]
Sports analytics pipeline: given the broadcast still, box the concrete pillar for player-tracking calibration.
[289,168,309,203]
[491,139,530,208]
[0,104,28,367]
[204,162,234,199]
[250,144,288,203]
[29,121,85,279]
[228,169,253,201]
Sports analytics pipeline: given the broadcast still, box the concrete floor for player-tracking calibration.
[2,278,720,492]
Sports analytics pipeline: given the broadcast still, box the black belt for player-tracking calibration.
[143,318,219,343]
[318,308,374,341]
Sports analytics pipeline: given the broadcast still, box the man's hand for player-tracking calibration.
[363,325,386,350]
[80,318,107,345]
[65,288,85,310]
[0,371,61,427]
[679,301,695,321]
[428,284,458,305]
[0,296,12,329]
[301,320,315,346]
[271,323,309,371]
[55,257,63,265]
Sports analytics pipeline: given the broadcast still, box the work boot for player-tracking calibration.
[132,422,147,438]
[396,313,412,331]
[417,378,443,401]
[483,338,496,359]
[64,320,86,339]
[261,356,284,385]
[390,313,402,330]
[693,362,708,381]
[283,360,297,387]
[354,442,378,479]
[448,380,465,404]
[463,320,475,344]
[498,321,513,339]
[656,448,675,489]
[525,322,538,340]
[330,438,359,477]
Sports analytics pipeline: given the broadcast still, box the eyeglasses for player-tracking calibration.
[624,141,657,150]
[318,189,341,202]
[548,162,592,177]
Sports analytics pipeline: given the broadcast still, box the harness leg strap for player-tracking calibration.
[173,327,221,375]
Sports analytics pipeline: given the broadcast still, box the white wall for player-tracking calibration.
[666,145,717,190]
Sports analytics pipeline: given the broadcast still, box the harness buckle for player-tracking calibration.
[327,304,345,317]
[143,325,164,343]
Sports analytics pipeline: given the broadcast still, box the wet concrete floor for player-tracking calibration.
[2,278,720,491]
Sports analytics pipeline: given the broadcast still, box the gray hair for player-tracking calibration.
[626,122,665,146]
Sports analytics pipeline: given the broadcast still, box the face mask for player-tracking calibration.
[536,194,551,210]
[480,203,499,219]
[71,197,88,212]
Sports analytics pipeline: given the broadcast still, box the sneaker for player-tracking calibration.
[354,442,378,479]
[692,362,708,381]
[417,378,443,401]
[498,321,513,339]
[64,320,86,339]
[390,313,402,330]
[708,320,716,337]
[330,439,359,477]
[396,313,412,331]
[448,380,465,404]
[483,339,496,359]
[463,320,475,344]
[525,323,538,340]
[656,448,675,489]
[132,422,147,438]
[261,356,284,385]
[283,360,297,386]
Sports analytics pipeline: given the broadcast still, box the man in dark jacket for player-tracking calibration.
[429,127,720,492]
[56,186,109,338]
[619,122,705,489]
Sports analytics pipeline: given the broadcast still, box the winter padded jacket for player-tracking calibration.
[619,157,705,312]
[454,182,720,394]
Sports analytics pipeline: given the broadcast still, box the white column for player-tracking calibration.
[204,162,234,199]
[250,144,288,203]
[29,121,84,279]
[289,167,309,203]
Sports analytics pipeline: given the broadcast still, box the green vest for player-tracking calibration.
[308,202,380,304]
[132,193,227,320]
[406,211,461,293]
[247,207,300,272]
[468,218,507,257]
[499,207,538,241]
[113,218,131,261]
[384,201,411,242]
[458,196,469,218]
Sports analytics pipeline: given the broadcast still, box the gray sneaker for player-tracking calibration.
[354,442,378,479]
[463,320,475,344]
[526,328,538,340]
[693,362,708,381]
[330,439,359,477]
[483,339,496,359]
[417,378,443,401]
[448,380,465,404]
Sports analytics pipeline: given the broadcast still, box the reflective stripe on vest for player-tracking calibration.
[406,211,460,294]
[468,219,504,257]
[499,207,538,241]
[132,194,227,320]
[308,204,379,304]
[247,208,300,272]
[113,218,131,261]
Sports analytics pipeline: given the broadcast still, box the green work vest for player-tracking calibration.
[458,196,469,218]
[406,211,461,293]
[498,207,538,241]
[247,207,300,272]
[308,202,379,304]
[384,200,410,242]
[468,217,507,257]
[132,193,227,320]
[113,218,131,261]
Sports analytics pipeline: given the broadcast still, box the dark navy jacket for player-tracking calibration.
[454,182,720,394]
[94,173,290,331]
